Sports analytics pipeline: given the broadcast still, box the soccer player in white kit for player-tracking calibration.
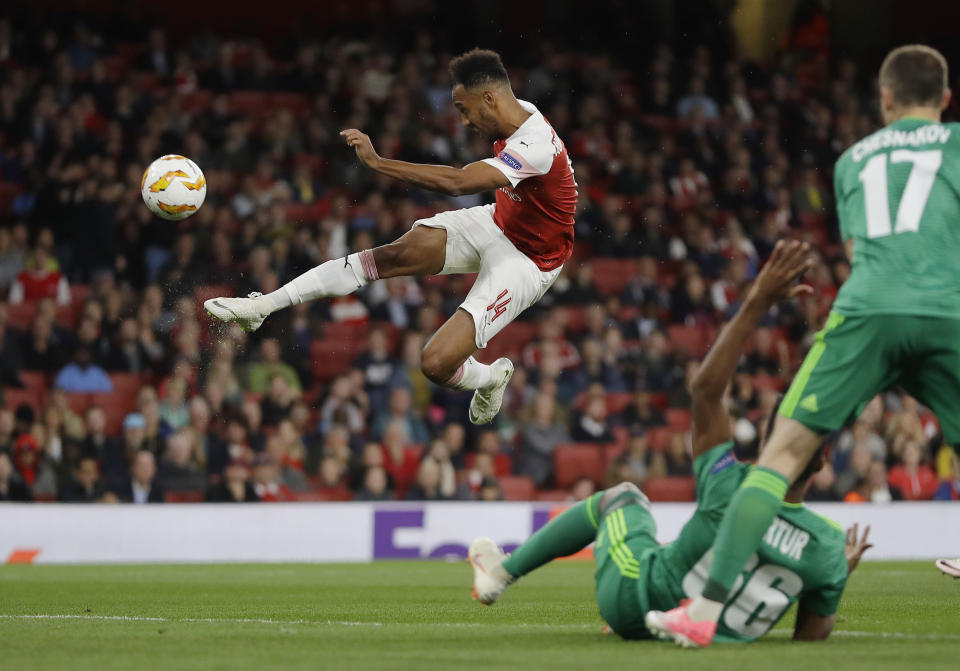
[206,49,578,424]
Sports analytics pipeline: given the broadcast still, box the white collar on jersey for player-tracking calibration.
[506,99,541,139]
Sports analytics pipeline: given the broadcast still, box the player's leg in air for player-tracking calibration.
[206,202,555,424]
[470,480,657,637]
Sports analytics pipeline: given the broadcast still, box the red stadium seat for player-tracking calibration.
[667,324,706,357]
[109,373,144,399]
[590,259,637,297]
[666,409,691,433]
[643,477,696,502]
[553,443,606,488]
[90,391,138,435]
[164,491,205,503]
[65,393,92,417]
[295,488,353,502]
[465,452,513,477]
[19,372,48,397]
[535,489,569,502]
[499,475,535,501]
[646,427,671,452]
[606,392,633,415]
[1,387,43,414]
[310,339,357,382]
[6,302,37,330]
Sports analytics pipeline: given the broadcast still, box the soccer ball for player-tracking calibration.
[141,155,207,221]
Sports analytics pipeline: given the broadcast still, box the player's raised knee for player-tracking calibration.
[420,343,456,385]
[600,481,647,513]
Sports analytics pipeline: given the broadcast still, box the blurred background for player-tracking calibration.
[0,0,958,507]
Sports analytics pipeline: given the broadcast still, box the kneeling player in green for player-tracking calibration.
[468,240,872,643]
[652,45,960,648]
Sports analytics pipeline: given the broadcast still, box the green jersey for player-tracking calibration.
[638,443,848,642]
[832,118,960,318]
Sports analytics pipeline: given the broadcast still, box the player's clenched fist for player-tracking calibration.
[339,129,380,168]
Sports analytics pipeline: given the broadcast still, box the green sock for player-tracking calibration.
[703,466,789,602]
[501,492,602,578]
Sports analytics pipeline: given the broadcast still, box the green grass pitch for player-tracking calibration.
[1,561,958,671]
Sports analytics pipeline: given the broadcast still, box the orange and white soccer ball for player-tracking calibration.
[141,155,207,221]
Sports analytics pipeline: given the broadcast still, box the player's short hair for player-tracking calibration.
[879,44,948,108]
[448,48,509,89]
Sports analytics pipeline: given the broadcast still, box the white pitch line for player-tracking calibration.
[1,615,958,641]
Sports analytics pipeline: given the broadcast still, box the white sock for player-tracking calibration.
[445,356,493,391]
[686,596,724,623]
[261,250,379,314]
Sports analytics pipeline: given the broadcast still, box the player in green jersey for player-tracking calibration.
[468,240,872,644]
[653,44,956,648]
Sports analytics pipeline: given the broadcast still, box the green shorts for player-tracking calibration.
[780,312,960,445]
[593,498,659,640]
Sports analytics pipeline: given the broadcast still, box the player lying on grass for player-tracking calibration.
[652,44,960,647]
[469,240,873,644]
[205,48,577,425]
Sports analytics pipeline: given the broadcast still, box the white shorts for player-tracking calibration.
[413,204,562,349]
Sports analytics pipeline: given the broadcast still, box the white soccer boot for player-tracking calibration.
[204,292,270,332]
[469,537,515,605]
[936,558,960,578]
[468,358,514,425]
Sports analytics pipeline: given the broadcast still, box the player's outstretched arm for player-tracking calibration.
[689,240,813,457]
[340,129,510,196]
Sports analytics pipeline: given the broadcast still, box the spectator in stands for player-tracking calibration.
[102,412,147,484]
[477,476,503,501]
[517,393,569,487]
[52,343,112,393]
[47,388,84,442]
[113,450,164,504]
[0,227,26,291]
[355,465,392,501]
[158,429,206,493]
[246,338,301,395]
[58,455,103,502]
[205,457,258,502]
[804,461,840,502]
[888,439,938,501]
[157,377,189,431]
[9,240,70,305]
[21,313,65,373]
[610,434,650,489]
[620,391,667,434]
[676,77,719,119]
[381,419,418,495]
[569,476,596,502]
[260,373,296,427]
[571,395,614,443]
[0,308,23,387]
[0,451,32,501]
[405,458,449,501]
[353,326,397,410]
[12,433,56,498]
[372,386,428,444]
[439,422,467,469]
[318,375,366,435]
[251,454,296,502]
[652,432,693,477]
[835,444,874,497]
[271,420,309,490]
[0,407,14,455]
[81,406,119,461]
[102,317,151,373]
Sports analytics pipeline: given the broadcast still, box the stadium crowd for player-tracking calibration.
[0,14,958,505]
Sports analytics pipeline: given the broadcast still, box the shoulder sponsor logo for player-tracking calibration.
[710,451,735,475]
[497,151,522,170]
